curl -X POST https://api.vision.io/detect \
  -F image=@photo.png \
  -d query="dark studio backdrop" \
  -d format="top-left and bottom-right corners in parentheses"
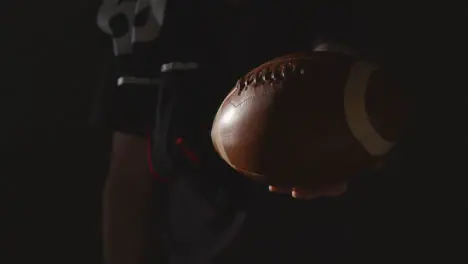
top-left (1, 1), bottom-right (467, 264)
top-left (2, 1), bottom-right (110, 263)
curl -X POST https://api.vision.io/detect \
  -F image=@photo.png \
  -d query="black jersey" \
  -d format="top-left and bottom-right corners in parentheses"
top-left (94, 0), bottom-right (166, 136)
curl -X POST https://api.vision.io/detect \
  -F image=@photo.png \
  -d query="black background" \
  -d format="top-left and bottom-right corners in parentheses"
top-left (2, 1), bottom-right (110, 263)
top-left (2, 1), bottom-right (467, 264)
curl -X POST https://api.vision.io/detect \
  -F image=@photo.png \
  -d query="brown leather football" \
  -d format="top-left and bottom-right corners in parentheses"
top-left (211, 50), bottom-right (408, 191)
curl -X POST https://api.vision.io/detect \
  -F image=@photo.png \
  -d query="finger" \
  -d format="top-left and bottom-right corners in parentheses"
top-left (291, 188), bottom-right (319, 200)
top-left (268, 185), bottom-right (291, 194)
top-left (322, 183), bottom-right (348, 197)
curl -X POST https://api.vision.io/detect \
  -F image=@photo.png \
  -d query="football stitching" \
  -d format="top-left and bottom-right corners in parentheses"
top-left (236, 58), bottom-right (308, 93)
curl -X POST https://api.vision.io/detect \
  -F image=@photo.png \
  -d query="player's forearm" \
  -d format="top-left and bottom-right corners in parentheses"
top-left (103, 132), bottom-right (153, 264)
top-left (103, 182), bottom-right (151, 264)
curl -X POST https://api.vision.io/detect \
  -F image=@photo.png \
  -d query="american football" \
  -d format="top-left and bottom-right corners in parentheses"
top-left (211, 50), bottom-right (408, 191)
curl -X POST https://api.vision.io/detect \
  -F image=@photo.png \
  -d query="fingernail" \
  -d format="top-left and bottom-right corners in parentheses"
top-left (291, 190), bottom-right (298, 198)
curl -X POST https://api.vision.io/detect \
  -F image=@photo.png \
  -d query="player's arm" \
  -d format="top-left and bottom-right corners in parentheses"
top-left (103, 132), bottom-right (152, 264)
top-left (96, 74), bottom-right (158, 264)
top-left (99, 77), bottom-right (159, 264)
top-left (94, 0), bottom-right (165, 263)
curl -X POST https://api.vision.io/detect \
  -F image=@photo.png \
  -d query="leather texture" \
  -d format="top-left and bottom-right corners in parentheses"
top-left (211, 51), bottom-right (408, 191)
